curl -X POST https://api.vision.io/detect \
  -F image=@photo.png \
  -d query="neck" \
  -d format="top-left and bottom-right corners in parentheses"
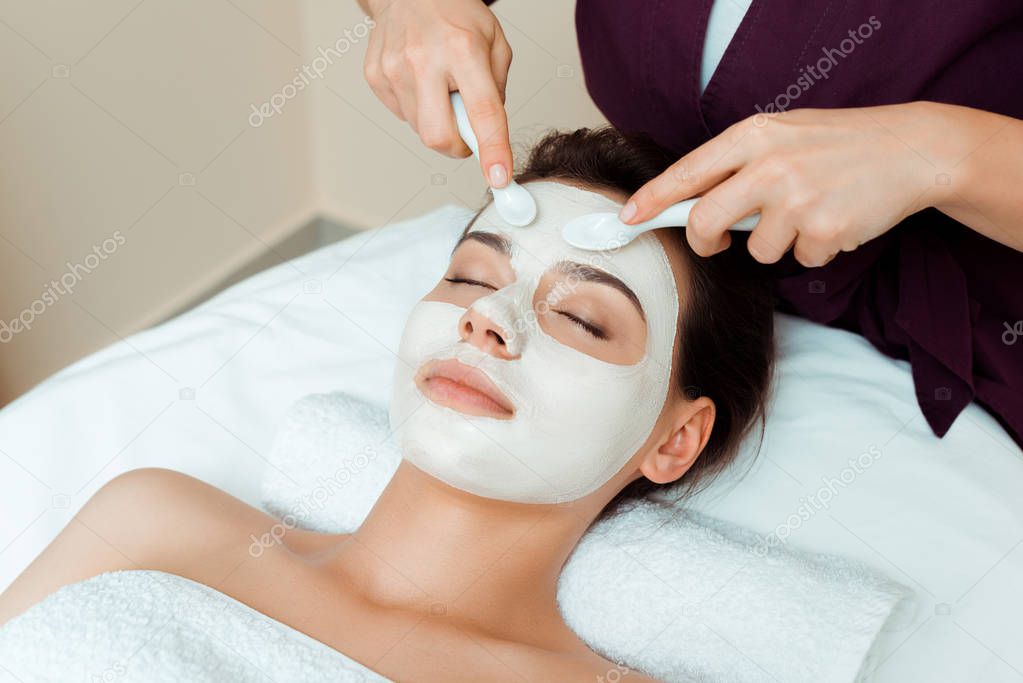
top-left (331, 461), bottom-right (599, 642)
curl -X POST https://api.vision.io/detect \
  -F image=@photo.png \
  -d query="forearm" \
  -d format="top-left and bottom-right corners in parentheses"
top-left (927, 102), bottom-right (1023, 252)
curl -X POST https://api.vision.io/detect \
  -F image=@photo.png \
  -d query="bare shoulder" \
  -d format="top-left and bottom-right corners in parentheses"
top-left (0, 468), bottom-right (336, 626)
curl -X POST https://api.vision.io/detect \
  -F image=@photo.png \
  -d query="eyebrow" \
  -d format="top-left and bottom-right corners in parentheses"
top-left (553, 261), bottom-right (645, 320)
top-left (451, 229), bottom-right (512, 256)
top-left (452, 228), bottom-right (645, 320)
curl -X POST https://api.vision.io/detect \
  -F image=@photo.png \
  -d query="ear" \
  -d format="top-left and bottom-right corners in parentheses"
top-left (639, 397), bottom-right (715, 485)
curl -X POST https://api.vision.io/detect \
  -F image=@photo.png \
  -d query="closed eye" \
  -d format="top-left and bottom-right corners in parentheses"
top-left (445, 276), bottom-right (497, 290)
top-left (556, 310), bottom-right (608, 340)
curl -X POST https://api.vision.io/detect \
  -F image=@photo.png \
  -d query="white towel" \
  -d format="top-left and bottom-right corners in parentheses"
top-left (263, 392), bottom-right (912, 683)
top-left (0, 569), bottom-right (387, 683)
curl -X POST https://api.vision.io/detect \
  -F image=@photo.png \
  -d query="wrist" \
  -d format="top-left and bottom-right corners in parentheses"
top-left (895, 101), bottom-right (961, 213)
top-left (920, 100), bottom-right (980, 213)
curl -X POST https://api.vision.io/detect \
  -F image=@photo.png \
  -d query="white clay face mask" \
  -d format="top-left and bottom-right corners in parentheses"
top-left (389, 181), bottom-right (680, 504)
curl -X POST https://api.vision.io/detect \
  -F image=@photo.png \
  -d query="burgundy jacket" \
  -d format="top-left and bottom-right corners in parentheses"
top-left (490, 0), bottom-right (1023, 449)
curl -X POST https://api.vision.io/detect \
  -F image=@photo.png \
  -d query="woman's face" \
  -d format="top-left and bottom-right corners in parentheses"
top-left (433, 223), bottom-right (649, 368)
top-left (389, 181), bottom-right (683, 504)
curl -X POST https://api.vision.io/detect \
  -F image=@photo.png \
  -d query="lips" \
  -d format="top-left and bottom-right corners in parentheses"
top-left (415, 358), bottom-right (515, 420)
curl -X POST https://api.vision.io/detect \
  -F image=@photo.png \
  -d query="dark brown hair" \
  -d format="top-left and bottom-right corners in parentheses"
top-left (477, 127), bottom-right (775, 508)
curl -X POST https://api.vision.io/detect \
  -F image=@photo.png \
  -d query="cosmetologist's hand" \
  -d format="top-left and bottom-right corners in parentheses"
top-left (620, 103), bottom-right (979, 267)
top-left (360, 0), bottom-right (514, 187)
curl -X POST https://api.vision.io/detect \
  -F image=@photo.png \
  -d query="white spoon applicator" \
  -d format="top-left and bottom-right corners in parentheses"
top-left (562, 198), bottom-right (760, 251)
top-left (450, 91), bottom-right (536, 227)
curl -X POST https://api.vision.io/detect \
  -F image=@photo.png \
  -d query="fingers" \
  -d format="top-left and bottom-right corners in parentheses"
top-left (685, 168), bottom-right (768, 257)
top-left (360, 1), bottom-right (513, 184)
top-left (415, 77), bottom-right (471, 157)
top-left (374, 31), bottom-right (424, 128)
top-left (692, 174), bottom-right (838, 267)
top-left (685, 199), bottom-right (742, 257)
top-left (490, 32), bottom-right (512, 104)
top-left (745, 212), bottom-right (798, 264)
top-left (455, 57), bottom-right (513, 188)
top-left (685, 165), bottom-right (805, 263)
top-left (390, 67), bottom-right (419, 130)
top-left (363, 40), bottom-right (403, 120)
top-left (368, 42), bottom-right (508, 171)
top-left (622, 117), bottom-right (760, 223)
top-left (792, 233), bottom-right (839, 267)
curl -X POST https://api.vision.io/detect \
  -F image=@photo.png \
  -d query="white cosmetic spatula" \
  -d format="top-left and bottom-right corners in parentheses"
top-left (450, 91), bottom-right (536, 227)
top-left (562, 198), bottom-right (760, 251)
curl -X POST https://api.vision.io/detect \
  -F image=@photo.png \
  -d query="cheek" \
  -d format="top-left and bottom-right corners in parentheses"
top-left (395, 301), bottom-right (464, 368)
top-left (511, 339), bottom-right (650, 428)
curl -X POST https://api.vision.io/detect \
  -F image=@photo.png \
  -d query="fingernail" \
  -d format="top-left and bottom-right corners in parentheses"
top-left (619, 201), bottom-right (637, 223)
top-left (488, 163), bottom-right (508, 188)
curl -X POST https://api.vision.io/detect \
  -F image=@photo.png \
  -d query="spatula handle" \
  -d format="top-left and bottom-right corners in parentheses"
top-left (450, 92), bottom-right (479, 157)
top-left (634, 199), bottom-right (760, 233)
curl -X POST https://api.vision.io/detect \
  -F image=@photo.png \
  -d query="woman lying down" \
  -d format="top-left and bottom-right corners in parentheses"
top-left (0, 129), bottom-right (774, 681)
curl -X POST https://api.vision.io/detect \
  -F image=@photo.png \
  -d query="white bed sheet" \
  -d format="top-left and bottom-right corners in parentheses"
top-left (1, 205), bottom-right (1021, 682)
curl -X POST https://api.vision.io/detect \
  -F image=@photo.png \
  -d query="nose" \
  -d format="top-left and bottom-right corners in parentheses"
top-left (459, 307), bottom-right (520, 360)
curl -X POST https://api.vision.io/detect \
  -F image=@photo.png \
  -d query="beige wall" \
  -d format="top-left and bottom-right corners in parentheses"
top-left (0, 0), bottom-right (605, 405)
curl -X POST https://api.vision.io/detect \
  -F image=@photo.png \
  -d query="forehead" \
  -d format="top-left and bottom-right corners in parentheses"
top-left (468, 181), bottom-right (667, 283)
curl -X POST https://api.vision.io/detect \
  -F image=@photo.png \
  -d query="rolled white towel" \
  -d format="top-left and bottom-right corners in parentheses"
top-left (0, 569), bottom-right (387, 683)
top-left (560, 501), bottom-right (912, 682)
top-left (262, 391), bottom-right (400, 532)
top-left (262, 392), bottom-right (913, 683)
